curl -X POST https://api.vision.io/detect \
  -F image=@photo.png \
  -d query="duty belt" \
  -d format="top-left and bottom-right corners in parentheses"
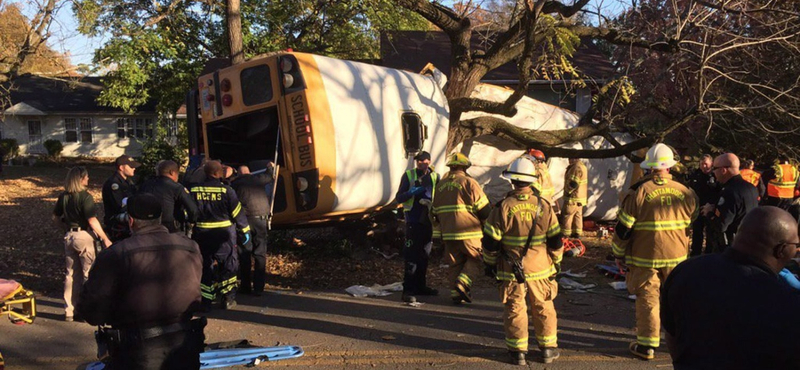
top-left (103, 317), bottom-right (207, 344)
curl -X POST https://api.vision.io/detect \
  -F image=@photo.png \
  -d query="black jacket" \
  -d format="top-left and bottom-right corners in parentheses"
top-left (231, 172), bottom-right (273, 217)
top-left (102, 172), bottom-right (136, 224)
top-left (707, 175), bottom-right (759, 251)
top-left (686, 168), bottom-right (719, 205)
top-left (139, 176), bottom-right (199, 232)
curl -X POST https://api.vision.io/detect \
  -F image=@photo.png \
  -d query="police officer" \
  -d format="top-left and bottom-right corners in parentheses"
top-left (561, 158), bottom-right (587, 239)
top-left (102, 155), bottom-right (140, 241)
top-left (78, 193), bottom-right (205, 370)
top-left (483, 157), bottom-right (563, 365)
top-left (395, 151), bottom-right (440, 303)
top-left (231, 164), bottom-right (273, 296)
top-left (686, 154), bottom-right (719, 255)
top-left (611, 143), bottom-right (697, 360)
top-left (702, 153), bottom-right (759, 253)
top-left (431, 152), bottom-right (490, 304)
top-left (139, 160), bottom-right (198, 233)
top-left (191, 160), bottom-right (250, 310)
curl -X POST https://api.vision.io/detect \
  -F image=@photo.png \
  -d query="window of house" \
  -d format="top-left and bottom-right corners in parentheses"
top-left (65, 118), bottom-right (92, 143)
top-left (116, 117), bottom-right (154, 139)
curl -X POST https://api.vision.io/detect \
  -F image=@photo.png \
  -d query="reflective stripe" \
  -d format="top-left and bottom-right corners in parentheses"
top-left (626, 254), bottom-right (687, 268)
top-left (566, 197), bottom-right (587, 203)
top-left (219, 276), bottom-right (238, 294)
top-left (196, 220), bottom-right (233, 228)
top-left (483, 223), bottom-right (503, 241)
top-left (240, 225), bottom-right (250, 233)
top-left (637, 336), bottom-right (661, 347)
top-left (551, 253), bottom-right (562, 264)
top-left (457, 273), bottom-right (472, 287)
top-left (473, 195), bottom-right (489, 211)
top-left (450, 289), bottom-right (460, 298)
top-left (433, 204), bottom-right (473, 213)
top-left (505, 337), bottom-right (528, 350)
top-left (402, 170), bottom-right (439, 212)
top-left (617, 210), bottom-right (636, 228)
top-left (191, 187), bottom-right (227, 193)
top-left (441, 231), bottom-right (483, 240)
top-left (611, 240), bottom-right (626, 257)
top-left (633, 219), bottom-right (692, 231)
top-left (432, 229), bottom-right (442, 238)
top-left (497, 265), bottom-right (556, 281)
top-left (502, 234), bottom-right (546, 246)
top-left (232, 203), bottom-right (242, 218)
top-left (546, 223), bottom-right (562, 237)
top-left (483, 254), bottom-right (497, 265)
top-left (561, 228), bottom-right (572, 235)
top-left (536, 334), bottom-right (557, 346)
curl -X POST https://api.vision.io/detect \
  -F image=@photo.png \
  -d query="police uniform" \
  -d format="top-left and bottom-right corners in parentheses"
top-left (102, 172), bottom-right (137, 240)
top-left (686, 168), bottom-right (719, 255)
top-left (395, 162), bottom-right (439, 297)
top-left (612, 173), bottom-right (697, 351)
top-left (706, 175), bottom-right (759, 253)
top-left (483, 187), bottom-right (562, 355)
top-left (561, 160), bottom-right (588, 237)
top-left (78, 194), bottom-right (205, 370)
top-left (763, 162), bottom-right (799, 210)
top-left (531, 162), bottom-right (555, 202)
top-left (139, 176), bottom-right (198, 233)
top-left (431, 168), bottom-right (490, 303)
top-left (191, 178), bottom-right (250, 308)
top-left (231, 171), bottom-right (273, 295)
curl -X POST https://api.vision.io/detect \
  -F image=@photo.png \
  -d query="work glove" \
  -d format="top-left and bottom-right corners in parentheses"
top-left (408, 186), bottom-right (425, 196)
top-left (484, 263), bottom-right (497, 279)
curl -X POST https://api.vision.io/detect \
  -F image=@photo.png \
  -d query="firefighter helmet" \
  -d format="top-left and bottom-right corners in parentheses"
top-left (446, 152), bottom-right (471, 168)
top-left (641, 143), bottom-right (678, 170)
top-left (527, 149), bottom-right (546, 162)
top-left (502, 157), bottom-right (538, 183)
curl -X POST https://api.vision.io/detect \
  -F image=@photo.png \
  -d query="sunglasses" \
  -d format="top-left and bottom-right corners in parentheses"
top-left (710, 165), bottom-right (732, 171)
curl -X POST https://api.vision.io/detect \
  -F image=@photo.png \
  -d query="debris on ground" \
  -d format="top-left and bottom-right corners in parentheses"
top-left (608, 281), bottom-right (627, 290)
top-left (345, 282), bottom-right (403, 297)
top-left (558, 277), bottom-right (597, 291)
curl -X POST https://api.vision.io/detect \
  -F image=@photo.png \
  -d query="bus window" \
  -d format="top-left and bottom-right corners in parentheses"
top-left (206, 106), bottom-right (281, 167)
top-left (401, 112), bottom-right (426, 157)
top-left (241, 65), bottom-right (274, 106)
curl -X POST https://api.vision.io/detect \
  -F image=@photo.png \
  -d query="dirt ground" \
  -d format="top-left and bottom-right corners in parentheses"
top-left (0, 162), bottom-right (616, 299)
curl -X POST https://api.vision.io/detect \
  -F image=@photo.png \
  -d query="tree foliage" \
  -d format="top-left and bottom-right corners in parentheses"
top-left (74, 0), bottom-right (429, 114)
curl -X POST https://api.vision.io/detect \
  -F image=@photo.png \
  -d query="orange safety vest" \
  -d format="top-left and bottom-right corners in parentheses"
top-left (740, 169), bottom-right (761, 187)
top-left (767, 163), bottom-right (798, 199)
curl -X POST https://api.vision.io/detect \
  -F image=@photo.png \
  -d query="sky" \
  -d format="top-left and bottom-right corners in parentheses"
top-left (24, 0), bottom-right (630, 68)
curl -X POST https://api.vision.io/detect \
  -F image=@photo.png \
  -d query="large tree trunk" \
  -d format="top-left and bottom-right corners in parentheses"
top-left (227, 0), bottom-right (244, 64)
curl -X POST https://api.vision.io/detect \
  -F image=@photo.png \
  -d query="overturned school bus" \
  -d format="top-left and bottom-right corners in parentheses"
top-left (187, 52), bottom-right (450, 226)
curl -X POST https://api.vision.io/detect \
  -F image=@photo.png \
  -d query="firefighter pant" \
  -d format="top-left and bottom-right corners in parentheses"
top-left (239, 216), bottom-right (268, 294)
top-left (561, 203), bottom-right (584, 237)
top-left (444, 239), bottom-right (482, 300)
top-left (500, 278), bottom-right (559, 352)
top-left (626, 265), bottom-right (674, 348)
top-left (63, 230), bottom-right (95, 317)
top-left (690, 215), bottom-right (709, 256)
top-left (403, 222), bottom-right (432, 294)
top-left (193, 227), bottom-right (239, 302)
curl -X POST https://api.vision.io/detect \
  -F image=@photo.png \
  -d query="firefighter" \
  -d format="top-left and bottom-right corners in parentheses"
top-left (561, 158), bottom-right (588, 238)
top-left (527, 149), bottom-right (555, 202)
top-left (739, 159), bottom-right (765, 199)
top-left (139, 160), bottom-right (198, 233)
top-left (102, 155), bottom-right (140, 241)
top-left (483, 157), bottom-right (563, 365)
top-left (394, 151), bottom-right (440, 303)
top-left (761, 156), bottom-right (799, 210)
top-left (190, 160), bottom-right (250, 310)
top-left (431, 152), bottom-right (490, 304)
top-left (611, 143), bottom-right (698, 360)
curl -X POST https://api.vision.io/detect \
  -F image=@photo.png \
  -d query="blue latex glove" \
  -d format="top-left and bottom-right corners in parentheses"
top-left (238, 232), bottom-right (251, 246)
top-left (408, 186), bottom-right (425, 196)
top-left (779, 268), bottom-right (800, 290)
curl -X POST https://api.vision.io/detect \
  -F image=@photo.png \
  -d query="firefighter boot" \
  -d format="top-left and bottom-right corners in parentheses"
top-left (508, 351), bottom-right (526, 366)
top-left (629, 342), bottom-right (655, 360)
top-left (222, 293), bottom-right (237, 310)
top-left (455, 284), bottom-right (472, 304)
top-left (541, 347), bottom-right (560, 364)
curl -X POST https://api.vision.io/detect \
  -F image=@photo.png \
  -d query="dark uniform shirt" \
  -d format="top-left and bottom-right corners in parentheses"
top-left (686, 168), bottom-right (719, 206)
top-left (662, 249), bottom-right (800, 370)
top-left (78, 224), bottom-right (203, 328)
top-left (102, 172), bottom-right (136, 224)
top-left (230, 172), bottom-right (273, 217)
top-left (708, 175), bottom-right (759, 250)
top-left (395, 168), bottom-right (438, 224)
top-left (139, 176), bottom-right (199, 232)
top-left (53, 190), bottom-right (97, 229)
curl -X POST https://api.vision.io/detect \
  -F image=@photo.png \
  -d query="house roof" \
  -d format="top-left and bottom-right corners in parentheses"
top-left (2, 74), bottom-right (157, 114)
top-left (380, 31), bottom-right (615, 82)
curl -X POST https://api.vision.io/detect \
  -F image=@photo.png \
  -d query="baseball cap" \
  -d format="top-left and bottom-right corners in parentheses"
top-left (413, 151), bottom-right (431, 161)
top-left (115, 155), bottom-right (141, 168)
top-left (127, 193), bottom-right (162, 220)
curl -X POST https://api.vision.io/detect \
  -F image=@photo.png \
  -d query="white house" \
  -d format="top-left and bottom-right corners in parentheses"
top-left (0, 74), bottom-right (158, 158)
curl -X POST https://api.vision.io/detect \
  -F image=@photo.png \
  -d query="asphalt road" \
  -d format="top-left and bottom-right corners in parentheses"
top-left (0, 280), bottom-right (675, 370)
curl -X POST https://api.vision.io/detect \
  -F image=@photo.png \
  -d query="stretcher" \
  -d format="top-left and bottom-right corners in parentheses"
top-left (85, 345), bottom-right (304, 369)
top-left (0, 279), bottom-right (36, 325)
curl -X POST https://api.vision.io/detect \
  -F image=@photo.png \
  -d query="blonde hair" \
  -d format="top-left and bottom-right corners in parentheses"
top-left (65, 167), bottom-right (88, 194)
